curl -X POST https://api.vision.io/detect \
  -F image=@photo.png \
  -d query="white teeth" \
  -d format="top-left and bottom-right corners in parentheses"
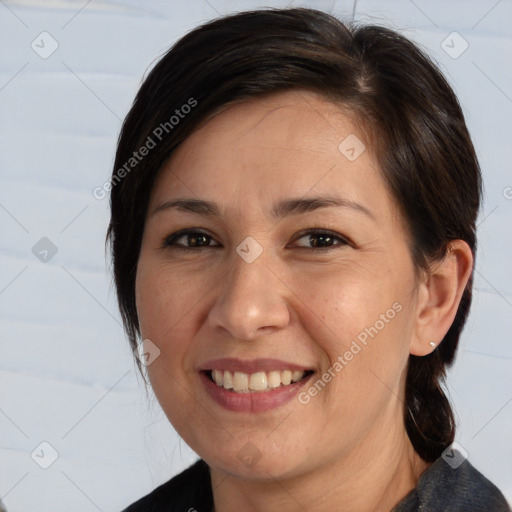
top-left (267, 370), bottom-right (281, 388)
top-left (281, 370), bottom-right (292, 386)
top-left (210, 369), bottom-right (308, 393)
top-left (249, 371), bottom-right (267, 391)
top-left (223, 370), bottom-right (233, 389)
top-left (213, 369), bottom-right (223, 386)
top-left (233, 371), bottom-right (249, 393)
top-left (292, 370), bottom-right (304, 383)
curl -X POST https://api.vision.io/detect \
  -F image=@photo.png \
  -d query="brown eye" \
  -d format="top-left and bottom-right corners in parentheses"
top-left (293, 229), bottom-right (350, 250)
top-left (184, 233), bottom-right (211, 247)
top-left (163, 230), bottom-right (220, 250)
top-left (308, 233), bottom-right (336, 247)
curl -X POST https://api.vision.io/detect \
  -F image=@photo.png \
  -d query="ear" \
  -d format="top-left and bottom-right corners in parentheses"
top-left (410, 240), bottom-right (474, 356)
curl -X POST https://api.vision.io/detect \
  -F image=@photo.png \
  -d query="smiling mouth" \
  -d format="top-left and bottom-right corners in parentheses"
top-left (205, 369), bottom-right (314, 393)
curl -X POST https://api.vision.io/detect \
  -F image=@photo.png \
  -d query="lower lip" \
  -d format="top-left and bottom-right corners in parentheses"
top-left (200, 371), bottom-right (313, 413)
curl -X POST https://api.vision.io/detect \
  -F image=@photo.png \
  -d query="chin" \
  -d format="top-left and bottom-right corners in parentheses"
top-left (197, 437), bottom-right (312, 482)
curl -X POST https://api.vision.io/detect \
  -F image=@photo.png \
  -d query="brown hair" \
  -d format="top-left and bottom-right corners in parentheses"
top-left (107, 7), bottom-right (481, 462)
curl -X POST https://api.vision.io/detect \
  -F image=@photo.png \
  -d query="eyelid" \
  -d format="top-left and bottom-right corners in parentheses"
top-left (289, 228), bottom-right (354, 249)
top-left (162, 228), bottom-right (221, 249)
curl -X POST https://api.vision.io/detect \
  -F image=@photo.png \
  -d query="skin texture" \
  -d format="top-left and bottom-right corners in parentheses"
top-left (135, 90), bottom-right (473, 512)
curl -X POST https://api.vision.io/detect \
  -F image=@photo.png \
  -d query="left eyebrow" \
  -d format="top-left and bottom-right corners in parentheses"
top-left (150, 195), bottom-right (374, 221)
top-left (271, 196), bottom-right (374, 221)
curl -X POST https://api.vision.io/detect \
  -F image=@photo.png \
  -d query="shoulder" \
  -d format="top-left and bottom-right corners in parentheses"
top-left (394, 455), bottom-right (511, 512)
top-left (122, 459), bottom-right (213, 512)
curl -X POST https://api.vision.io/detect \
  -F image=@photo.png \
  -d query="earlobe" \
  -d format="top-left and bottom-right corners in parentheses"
top-left (409, 240), bottom-right (473, 356)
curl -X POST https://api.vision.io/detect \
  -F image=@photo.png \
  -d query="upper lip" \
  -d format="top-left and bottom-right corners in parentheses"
top-left (198, 357), bottom-right (313, 373)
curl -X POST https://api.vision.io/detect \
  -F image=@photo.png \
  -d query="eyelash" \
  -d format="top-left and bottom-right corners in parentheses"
top-left (161, 228), bottom-right (353, 252)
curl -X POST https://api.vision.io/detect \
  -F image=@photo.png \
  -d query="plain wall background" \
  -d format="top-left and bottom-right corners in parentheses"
top-left (1, 0), bottom-right (511, 510)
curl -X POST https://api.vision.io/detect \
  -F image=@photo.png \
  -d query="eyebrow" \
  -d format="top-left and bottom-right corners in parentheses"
top-left (150, 196), bottom-right (374, 220)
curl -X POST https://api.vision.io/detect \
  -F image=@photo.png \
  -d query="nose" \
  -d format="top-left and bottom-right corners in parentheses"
top-left (207, 250), bottom-right (291, 341)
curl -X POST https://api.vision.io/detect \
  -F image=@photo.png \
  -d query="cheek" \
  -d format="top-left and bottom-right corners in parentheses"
top-left (295, 266), bottom-right (413, 395)
top-left (294, 265), bottom-right (398, 347)
top-left (135, 263), bottom-right (207, 429)
top-left (135, 260), bottom-right (202, 340)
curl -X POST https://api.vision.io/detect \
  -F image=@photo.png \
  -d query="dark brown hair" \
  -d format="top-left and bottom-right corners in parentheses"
top-left (107, 8), bottom-right (481, 463)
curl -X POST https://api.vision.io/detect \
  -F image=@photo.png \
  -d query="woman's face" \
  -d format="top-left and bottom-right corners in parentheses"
top-left (135, 90), bottom-right (421, 479)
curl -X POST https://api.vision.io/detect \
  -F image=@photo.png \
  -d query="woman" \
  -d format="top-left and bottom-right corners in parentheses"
top-left (107, 8), bottom-right (510, 512)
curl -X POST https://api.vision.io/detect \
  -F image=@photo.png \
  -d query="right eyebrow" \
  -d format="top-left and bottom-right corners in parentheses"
top-left (150, 198), bottom-right (219, 217)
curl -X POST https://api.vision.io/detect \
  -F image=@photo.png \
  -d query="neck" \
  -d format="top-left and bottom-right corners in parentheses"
top-left (210, 427), bottom-right (430, 512)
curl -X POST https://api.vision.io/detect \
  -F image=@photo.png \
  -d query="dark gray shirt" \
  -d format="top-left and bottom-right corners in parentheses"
top-left (124, 457), bottom-right (510, 511)
top-left (392, 455), bottom-right (510, 511)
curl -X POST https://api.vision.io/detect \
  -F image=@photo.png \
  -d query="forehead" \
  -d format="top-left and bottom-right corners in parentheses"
top-left (150, 90), bottom-right (395, 223)
top-left (177, 90), bottom-right (365, 166)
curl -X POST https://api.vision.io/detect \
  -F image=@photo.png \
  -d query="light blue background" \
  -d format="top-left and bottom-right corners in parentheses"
top-left (1, 0), bottom-right (511, 510)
